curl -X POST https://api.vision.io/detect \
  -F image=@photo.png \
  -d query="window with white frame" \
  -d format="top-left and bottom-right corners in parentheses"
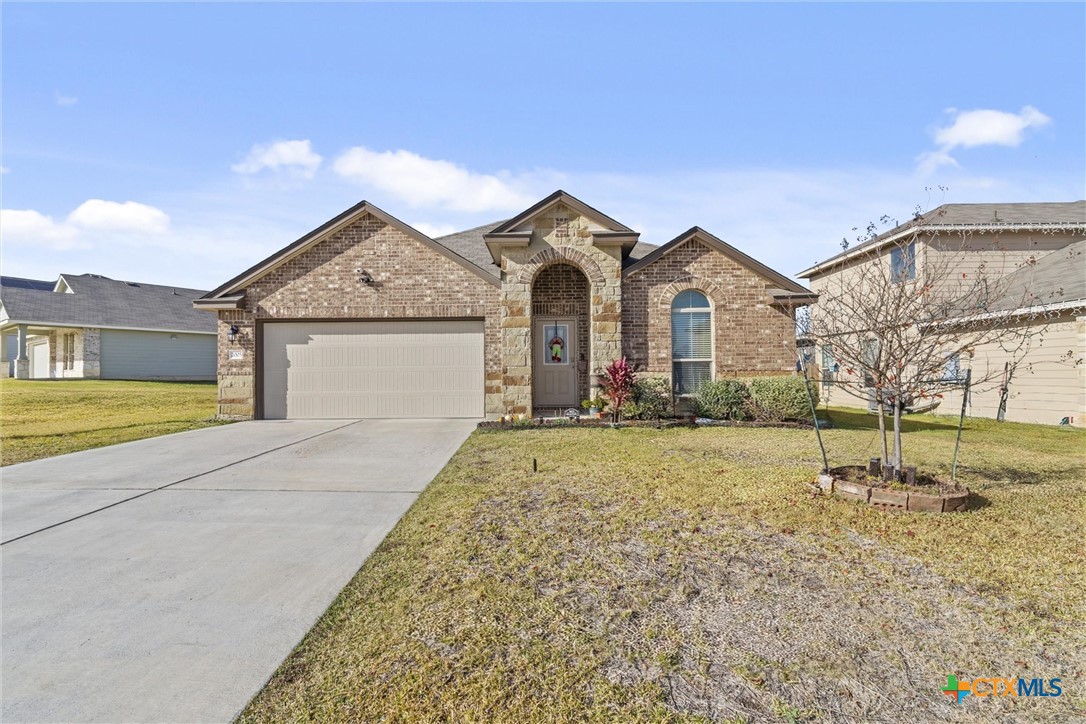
top-left (890, 241), bottom-right (916, 282)
top-left (671, 290), bottom-right (712, 394)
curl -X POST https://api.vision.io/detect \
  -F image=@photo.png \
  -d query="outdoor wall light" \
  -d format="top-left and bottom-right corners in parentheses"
top-left (356, 268), bottom-right (375, 286)
top-left (228, 325), bottom-right (239, 342)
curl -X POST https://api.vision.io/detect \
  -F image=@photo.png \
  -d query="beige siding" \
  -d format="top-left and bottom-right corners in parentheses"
top-left (942, 313), bottom-right (1085, 426)
top-left (924, 230), bottom-right (1081, 300)
top-left (817, 316), bottom-right (1086, 427)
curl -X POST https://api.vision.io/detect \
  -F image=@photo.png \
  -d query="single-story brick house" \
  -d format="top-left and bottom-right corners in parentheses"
top-left (1, 273), bottom-right (216, 380)
top-left (195, 191), bottom-right (815, 419)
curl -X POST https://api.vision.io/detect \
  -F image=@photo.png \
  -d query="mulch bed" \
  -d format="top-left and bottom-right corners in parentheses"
top-left (477, 417), bottom-right (815, 431)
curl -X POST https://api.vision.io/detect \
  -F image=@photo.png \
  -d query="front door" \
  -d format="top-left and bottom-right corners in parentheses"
top-left (533, 318), bottom-right (577, 407)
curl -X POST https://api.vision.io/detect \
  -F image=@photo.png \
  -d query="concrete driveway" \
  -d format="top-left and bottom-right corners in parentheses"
top-left (1, 418), bottom-right (476, 723)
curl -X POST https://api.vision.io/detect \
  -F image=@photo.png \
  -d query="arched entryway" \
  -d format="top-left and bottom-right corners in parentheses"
top-left (531, 263), bottom-right (590, 410)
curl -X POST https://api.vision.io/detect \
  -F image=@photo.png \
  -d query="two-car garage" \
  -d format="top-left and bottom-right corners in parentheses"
top-left (260, 320), bottom-right (485, 419)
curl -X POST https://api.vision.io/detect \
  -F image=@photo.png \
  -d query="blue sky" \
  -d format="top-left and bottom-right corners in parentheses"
top-left (3, 3), bottom-right (1083, 290)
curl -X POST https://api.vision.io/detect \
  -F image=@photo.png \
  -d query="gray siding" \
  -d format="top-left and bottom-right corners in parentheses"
top-left (99, 330), bottom-right (216, 381)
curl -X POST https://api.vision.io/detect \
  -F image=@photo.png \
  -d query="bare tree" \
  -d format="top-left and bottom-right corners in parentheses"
top-left (804, 216), bottom-right (1068, 478)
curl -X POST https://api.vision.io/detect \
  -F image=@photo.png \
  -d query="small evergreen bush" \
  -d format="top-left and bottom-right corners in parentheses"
top-left (748, 375), bottom-right (818, 421)
top-left (690, 379), bottom-right (751, 420)
top-left (622, 377), bottom-right (673, 420)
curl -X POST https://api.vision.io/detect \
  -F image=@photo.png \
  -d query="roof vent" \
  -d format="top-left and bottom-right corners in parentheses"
top-left (125, 282), bottom-right (140, 287)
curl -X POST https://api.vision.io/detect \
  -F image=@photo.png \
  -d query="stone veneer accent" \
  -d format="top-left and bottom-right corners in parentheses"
top-left (531, 263), bottom-right (591, 405)
top-left (215, 212), bottom-right (500, 419)
top-left (622, 239), bottom-right (796, 379)
top-left (496, 204), bottom-right (623, 415)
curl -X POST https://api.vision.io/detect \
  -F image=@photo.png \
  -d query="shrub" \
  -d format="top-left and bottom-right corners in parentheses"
top-left (690, 379), bottom-right (751, 420)
top-left (622, 377), bottom-right (673, 420)
top-left (601, 358), bottom-right (637, 422)
top-left (748, 375), bottom-right (818, 421)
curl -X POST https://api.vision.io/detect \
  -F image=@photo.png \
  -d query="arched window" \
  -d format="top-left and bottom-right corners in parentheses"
top-left (671, 290), bottom-right (712, 394)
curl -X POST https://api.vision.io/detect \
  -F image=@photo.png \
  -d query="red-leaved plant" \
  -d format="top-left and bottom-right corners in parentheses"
top-left (601, 357), bottom-right (636, 423)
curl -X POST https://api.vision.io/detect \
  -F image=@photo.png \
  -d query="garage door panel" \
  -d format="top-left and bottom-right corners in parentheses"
top-left (263, 321), bottom-right (484, 419)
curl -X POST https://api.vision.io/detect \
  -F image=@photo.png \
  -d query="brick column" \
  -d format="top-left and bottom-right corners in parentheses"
top-left (81, 328), bottom-right (101, 379)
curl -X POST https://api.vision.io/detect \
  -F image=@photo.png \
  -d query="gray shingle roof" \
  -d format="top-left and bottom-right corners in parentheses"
top-left (625, 241), bottom-right (659, 265)
top-left (990, 241), bottom-right (1086, 312)
top-left (432, 221), bottom-right (508, 277)
top-left (921, 201), bottom-right (1086, 225)
top-left (802, 200), bottom-right (1086, 277)
top-left (1, 274), bottom-right (215, 333)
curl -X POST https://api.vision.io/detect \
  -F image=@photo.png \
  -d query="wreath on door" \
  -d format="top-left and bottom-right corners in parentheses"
top-left (549, 334), bottom-right (565, 363)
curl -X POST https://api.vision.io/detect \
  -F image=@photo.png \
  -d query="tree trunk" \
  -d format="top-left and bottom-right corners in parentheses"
top-left (892, 394), bottom-right (904, 477)
top-left (876, 389), bottom-right (889, 473)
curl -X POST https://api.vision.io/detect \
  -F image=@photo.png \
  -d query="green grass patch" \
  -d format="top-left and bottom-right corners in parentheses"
top-left (1, 379), bottom-right (224, 465)
top-left (242, 411), bottom-right (1086, 722)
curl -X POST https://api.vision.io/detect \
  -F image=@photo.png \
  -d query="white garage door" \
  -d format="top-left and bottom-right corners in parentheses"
top-left (29, 340), bottom-right (49, 379)
top-left (262, 320), bottom-right (484, 419)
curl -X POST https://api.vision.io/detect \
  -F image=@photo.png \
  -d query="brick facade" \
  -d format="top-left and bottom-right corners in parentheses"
top-left (215, 212), bottom-right (500, 418)
top-left (622, 239), bottom-right (796, 378)
top-left (207, 198), bottom-right (803, 419)
top-left (47, 327), bottom-right (101, 379)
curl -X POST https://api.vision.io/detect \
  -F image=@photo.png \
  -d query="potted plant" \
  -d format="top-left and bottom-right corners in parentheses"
top-left (582, 396), bottom-right (607, 419)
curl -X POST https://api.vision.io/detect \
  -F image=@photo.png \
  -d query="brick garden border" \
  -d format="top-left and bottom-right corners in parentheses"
top-left (814, 473), bottom-right (970, 513)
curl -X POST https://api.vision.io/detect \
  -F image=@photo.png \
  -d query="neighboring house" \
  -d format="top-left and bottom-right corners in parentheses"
top-left (195, 190), bottom-right (815, 420)
top-left (798, 201), bottom-right (1086, 427)
top-left (1, 274), bottom-right (217, 381)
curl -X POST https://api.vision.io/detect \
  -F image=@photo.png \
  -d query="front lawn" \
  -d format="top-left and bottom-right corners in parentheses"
top-left (243, 411), bottom-right (1085, 722)
top-left (0, 379), bottom-right (223, 466)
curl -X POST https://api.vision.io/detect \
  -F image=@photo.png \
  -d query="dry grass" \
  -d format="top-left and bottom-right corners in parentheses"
top-left (0, 379), bottom-right (224, 465)
top-left (243, 410), bottom-right (1086, 722)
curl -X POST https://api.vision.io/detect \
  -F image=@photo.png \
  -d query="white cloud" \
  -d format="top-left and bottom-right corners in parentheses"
top-left (0, 209), bottom-right (82, 249)
top-left (54, 92), bottom-right (78, 107)
top-left (232, 139), bottom-right (322, 178)
top-left (411, 221), bottom-right (458, 238)
top-left (68, 199), bottom-right (170, 234)
top-left (4, 143), bottom-right (1080, 292)
top-left (918, 106), bottom-right (1051, 173)
top-left (1, 200), bottom-right (169, 251)
top-left (332, 147), bottom-right (538, 213)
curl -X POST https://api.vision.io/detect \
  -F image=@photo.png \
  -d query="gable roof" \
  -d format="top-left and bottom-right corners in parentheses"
top-left (488, 190), bottom-right (634, 235)
top-left (988, 240), bottom-right (1086, 312)
top-left (0, 274), bottom-right (215, 333)
top-left (200, 200), bottom-right (501, 300)
top-left (623, 227), bottom-right (813, 299)
top-left (799, 200), bottom-right (1086, 279)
